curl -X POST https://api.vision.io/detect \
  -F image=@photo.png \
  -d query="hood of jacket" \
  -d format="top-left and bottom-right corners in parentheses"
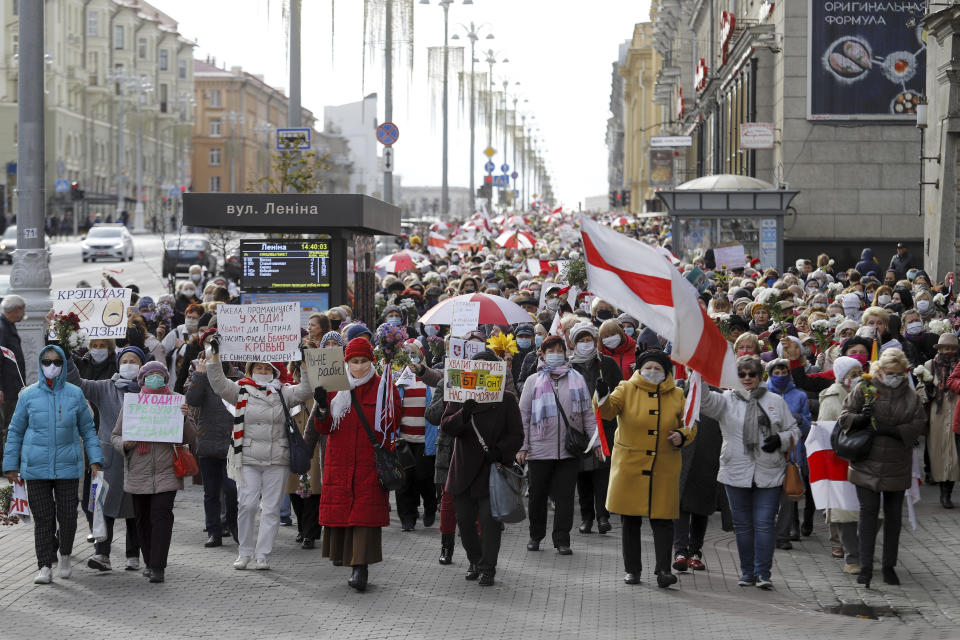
top-left (860, 248), bottom-right (874, 261)
top-left (605, 334), bottom-right (637, 356)
top-left (627, 370), bottom-right (676, 394)
top-left (37, 344), bottom-right (68, 391)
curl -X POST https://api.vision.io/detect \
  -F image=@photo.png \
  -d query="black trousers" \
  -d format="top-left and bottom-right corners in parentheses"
top-left (856, 486), bottom-right (905, 572)
top-left (396, 443), bottom-right (437, 522)
top-left (132, 491), bottom-right (177, 570)
top-left (26, 478), bottom-right (79, 569)
top-left (622, 514), bottom-right (673, 575)
top-left (453, 493), bottom-right (501, 575)
top-left (290, 493), bottom-right (322, 540)
top-left (673, 510), bottom-right (709, 556)
top-left (94, 516), bottom-right (141, 559)
top-left (577, 468), bottom-right (610, 522)
top-left (197, 456), bottom-right (237, 537)
top-left (527, 458), bottom-right (579, 547)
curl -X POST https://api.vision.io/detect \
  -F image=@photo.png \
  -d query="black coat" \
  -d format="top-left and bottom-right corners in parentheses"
top-left (678, 413), bottom-right (721, 515)
top-left (901, 333), bottom-right (937, 367)
top-left (572, 355), bottom-right (622, 471)
top-left (0, 315), bottom-right (24, 400)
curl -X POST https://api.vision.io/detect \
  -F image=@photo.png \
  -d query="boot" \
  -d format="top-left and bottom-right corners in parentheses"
top-left (348, 565), bottom-right (368, 592)
top-left (439, 533), bottom-right (454, 565)
top-left (941, 482), bottom-right (954, 509)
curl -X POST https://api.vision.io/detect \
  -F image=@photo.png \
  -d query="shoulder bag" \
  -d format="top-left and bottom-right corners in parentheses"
top-left (350, 391), bottom-right (405, 492)
top-left (782, 436), bottom-right (805, 501)
top-left (831, 420), bottom-right (874, 463)
top-left (471, 417), bottom-right (527, 523)
top-left (278, 391), bottom-right (311, 475)
top-left (172, 445), bottom-right (199, 478)
top-left (552, 383), bottom-right (588, 457)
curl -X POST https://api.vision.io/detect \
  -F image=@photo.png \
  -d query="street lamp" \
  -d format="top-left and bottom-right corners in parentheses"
top-left (253, 120), bottom-right (274, 183)
top-left (224, 111), bottom-right (244, 192)
top-left (106, 68), bottom-right (152, 230)
top-left (452, 22), bottom-right (494, 215)
top-left (482, 48), bottom-right (507, 212)
top-left (420, 0), bottom-right (473, 218)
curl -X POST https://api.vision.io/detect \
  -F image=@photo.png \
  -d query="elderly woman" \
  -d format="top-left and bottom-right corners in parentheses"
top-left (519, 336), bottom-right (600, 555)
top-left (838, 348), bottom-right (925, 588)
top-left (900, 308), bottom-right (937, 367)
top-left (597, 350), bottom-right (694, 588)
top-left (599, 319), bottom-right (637, 380)
top-left (734, 332), bottom-right (762, 358)
top-left (817, 320), bottom-right (859, 372)
top-left (303, 313), bottom-right (332, 349)
top-left (111, 361), bottom-right (196, 583)
top-left (700, 355), bottom-right (800, 590)
top-left (926, 334), bottom-right (960, 509)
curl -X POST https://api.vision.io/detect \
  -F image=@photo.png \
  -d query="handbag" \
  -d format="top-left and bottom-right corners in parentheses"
top-left (552, 384), bottom-right (588, 457)
top-left (351, 391), bottom-right (405, 492)
top-left (831, 419), bottom-right (875, 463)
top-left (172, 445), bottom-right (199, 478)
top-left (782, 437), bottom-right (805, 502)
top-left (278, 392), bottom-right (311, 475)
top-left (395, 439), bottom-right (418, 469)
top-left (471, 417), bottom-right (526, 523)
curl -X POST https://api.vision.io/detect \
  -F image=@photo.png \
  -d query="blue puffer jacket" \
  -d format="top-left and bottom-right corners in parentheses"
top-left (2, 345), bottom-right (101, 480)
top-left (767, 375), bottom-right (811, 471)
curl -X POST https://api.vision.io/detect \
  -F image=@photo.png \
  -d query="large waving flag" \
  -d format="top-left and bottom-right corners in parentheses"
top-left (580, 215), bottom-right (739, 389)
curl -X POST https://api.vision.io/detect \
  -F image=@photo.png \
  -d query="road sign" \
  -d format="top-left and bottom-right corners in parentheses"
top-left (510, 171), bottom-right (518, 180)
top-left (500, 164), bottom-right (510, 173)
top-left (383, 147), bottom-right (394, 172)
top-left (376, 122), bottom-right (399, 146)
top-left (483, 146), bottom-right (496, 158)
top-left (276, 128), bottom-right (312, 150)
top-left (513, 190), bottom-right (520, 196)
top-left (55, 179), bottom-right (70, 193)
top-left (484, 160), bottom-right (495, 173)
top-left (493, 175), bottom-right (510, 188)
top-left (650, 135), bottom-right (693, 147)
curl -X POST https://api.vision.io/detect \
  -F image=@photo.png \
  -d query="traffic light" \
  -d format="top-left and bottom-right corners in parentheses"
top-left (70, 181), bottom-right (84, 201)
top-left (609, 191), bottom-right (617, 208)
top-left (622, 190), bottom-right (630, 208)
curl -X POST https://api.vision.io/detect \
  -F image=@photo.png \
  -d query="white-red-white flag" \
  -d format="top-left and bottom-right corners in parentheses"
top-left (805, 421), bottom-right (859, 513)
top-left (682, 371), bottom-right (701, 429)
top-left (579, 215), bottom-right (739, 389)
top-left (427, 232), bottom-right (448, 256)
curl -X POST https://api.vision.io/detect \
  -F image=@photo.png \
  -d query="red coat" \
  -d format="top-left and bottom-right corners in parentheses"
top-left (946, 360), bottom-right (960, 435)
top-left (601, 334), bottom-right (638, 380)
top-left (315, 375), bottom-right (400, 528)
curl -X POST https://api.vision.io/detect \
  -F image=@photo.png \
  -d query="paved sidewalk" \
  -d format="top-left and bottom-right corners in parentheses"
top-left (0, 481), bottom-right (958, 640)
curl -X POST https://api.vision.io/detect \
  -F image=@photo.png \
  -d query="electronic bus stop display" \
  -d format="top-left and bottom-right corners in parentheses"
top-left (240, 239), bottom-right (332, 291)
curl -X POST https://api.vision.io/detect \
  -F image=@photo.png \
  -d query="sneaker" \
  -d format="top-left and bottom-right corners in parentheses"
top-left (34, 566), bottom-right (53, 584)
top-left (125, 557), bottom-right (140, 571)
top-left (279, 516), bottom-right (293, 526)
top-left (85, 534), bottom-right (95, 544)
top-left (672, 554), bottom-right (688, 572)
top-left (756, 578), bottom-right (773, 590)
top-left (233, 555), bottom-right (252, 570)
top-left (253, 557), bottom-right (270, 570)
top-left (738, 575), bottom-right (756, 587)
top-left (57, 552), bottom-right (72, 579)
top-left (776, 541), bottom-right (793, 550)
top-left (843, 563), bottom-right (861, 574)
top-left (87, 554), bottom-right (112, 571)
top-left (687, 554), bottom-right (706, 571)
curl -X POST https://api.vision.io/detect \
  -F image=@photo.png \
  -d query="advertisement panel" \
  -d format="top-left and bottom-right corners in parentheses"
top-left (649, 149), bottom-right (674, 189)
top-left (808, 0), bottom-right (927, 120)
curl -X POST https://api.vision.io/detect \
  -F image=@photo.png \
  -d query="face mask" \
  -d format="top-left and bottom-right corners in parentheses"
top-left (190, 273), bottom-right (202, 282)
top-left (880, 373), bottom-right (905, 388)
top-left (546, 299), bottom-right (559, 310)
top-left (348, 361), bottom-right (372, 379)
top-left (409, 356), bottom-right (421, 365)
top-left (185, 319), bottom-right (199, 332)
top-left (424, 325), bottom-right (439, 337)
top-left (878, 295), bottom-right (892, 306)
top-left (252, 372), bottom-right (274, 386)
top-left (906, 321), bottom-right (923, 335)
top-left (624, 327), bottom-right (635, 337)
top-left (544, 353), bottom-right (565, 368)
top-left (768, 374), bottom-right (790, 392)
top-left (535, 335), bottom-right (544, 348)
top-left (602, 335), bottom-right (621, 349)
top-left (576, 342), bottom-right (596, 356)
top-left (640, 370), bottom-right (665, 385)
top-left (343, 316), bottom-right (352, 324)
top-left (182, 288), bottom-right (196, 298)
top-left (387, 316), bottom-right (402, 326)
top-left (517, 338), bottom-right (532, 350)
top-left (736, 348), bottom-right (753, 357)
top-left (89, 348), bottom-right (109, 364)
top-left (849, 353), bottom-right (869, 367)
top-left (118, 363), bottom-right (140, 380)
top-left (766, 278), bottom-right (777, 287)
top-left (42, 364), bottom-right (62, 379)
top-left (917, 300), bottom-right (931, 312)
top-left (144, 374), bottom-right (166, 389)
top-left (596, 309), bottom-right (613, 321)
top-left (462, 288), bottom-right (476, 294)
top-left (842, 374), bottom-right (860, 390)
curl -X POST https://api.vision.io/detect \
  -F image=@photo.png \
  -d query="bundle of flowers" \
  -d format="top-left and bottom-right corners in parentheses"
top-left (51, 312), bottom-right (89, 351)
top-left (486, 332), bottom-right (519, 358)
top-left (374, 322), bottom-right (408, 363)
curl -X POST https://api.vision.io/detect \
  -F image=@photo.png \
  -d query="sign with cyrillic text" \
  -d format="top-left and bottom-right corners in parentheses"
top-left (303, 347), bottom-right (350, 392)
top-left (122, 392), bottom-right (185, 443)
top-left (444, 358), bottom-right (506, 404)
top-left (53, 288), bottom-right (131, 338)
top-left (218, 302), bottom-right (302, 363)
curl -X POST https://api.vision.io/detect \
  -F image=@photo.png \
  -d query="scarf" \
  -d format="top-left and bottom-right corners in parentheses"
top-left (227, 378), bottom-right (285, 486)
top-left (736, 387), bottom-right (770, 459)
top-left (530, 361), bottom-right (591, 438)
top-left (569, 345), bottom-right (598, 365)
top-left (329, 366), bottom-right (376, 430)
top-left (934, 351), bottom-right (959, 403)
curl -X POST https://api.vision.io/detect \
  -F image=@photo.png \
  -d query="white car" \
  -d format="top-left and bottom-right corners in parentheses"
top-left (81, 224), bottom-right (134, 262)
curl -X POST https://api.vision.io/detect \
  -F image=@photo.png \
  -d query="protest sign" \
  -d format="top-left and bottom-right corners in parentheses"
top-left (121, 392), bottom-right (185, 443)
top-left (448, 337), bottom-right (485, 360)
top-left (217, 302), bottom-right (302, 362)
top-left (53, 288), bottom-right (131, 338)
top-left (450, 301), bottom-right (480, 337)
top-left (302, 347), bottom-right (350, 391)
top-left (395, 366), bottom-right (417, 387)
top-left (443, 357), bottom-right (507, 403)
top-left (713, 244), bottom-right (746, 270)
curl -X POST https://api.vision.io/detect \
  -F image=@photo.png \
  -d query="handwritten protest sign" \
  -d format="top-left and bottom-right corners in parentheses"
top-left (121, 392), bottom-right (185, 443)
top-left (448, 337), bottom-right (485, 360)
top-left (450, 301), bottom-right (480, 337)
top-left (302, 347), bottom-right (350, 391)
top-left (52, 288), bottom-right (131, 338)
top-left (443, 357), bottom-right (507, 403)
top-left (217, 302), bottom-right (302, 362)
top-left (714, 244), bottom-right (746, 270)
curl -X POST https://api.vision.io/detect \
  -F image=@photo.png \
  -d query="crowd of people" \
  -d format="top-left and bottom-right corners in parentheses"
top-left (0, 211), bottom-right (955, 595)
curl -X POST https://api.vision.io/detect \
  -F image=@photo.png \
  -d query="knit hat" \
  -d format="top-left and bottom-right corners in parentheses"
top-left (137, 296), bottom-right (155, 310)
top-left (404, 338), bottom-right (424, 354)
top-left (540, 335), bottom-right (566, 353)
top-left (832, 356), bottom-right (862, 383)
top-left (765, 358), bottom-right (790, 373)
top-left (321, 330), bottom-right (345, 348)
top-left (636, 349), bottom-right (673, 376)
top-left (775, 335), bottom-right (803, 358)
top-left (116, 345), bottom-right (146, 367)
top-left (137, 360), bottom-right (169, 387)
top-left (345, 323), bottom-right (373, 342)
top-left (344, 337), bottom-right (375, 362)
top-left (617, 313), bottom-right (639, 327)
top-left (571, 321), bottom-right (598, 342)
top-left (514, 323), bottom-right (535, 336)
top-left (472, 348), bottom-right (501, 362)
top-left (244, 361), bottom-right (281, 378)
top-left (835, 319), bottom-right (859, 335)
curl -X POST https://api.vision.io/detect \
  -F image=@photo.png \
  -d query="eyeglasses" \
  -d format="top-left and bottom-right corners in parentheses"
top-left (41, 359), bottom-right (63, 367)
top-left (737, 371), bottom-right (758, 379)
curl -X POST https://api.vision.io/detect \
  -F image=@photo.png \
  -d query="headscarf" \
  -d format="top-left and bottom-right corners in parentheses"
top-left (568, 322), bottom-right (598, 364)
top-left (320, 330), bottom-right (346, 348)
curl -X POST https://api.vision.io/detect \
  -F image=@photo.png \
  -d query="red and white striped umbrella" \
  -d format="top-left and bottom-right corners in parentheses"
top-left (503, 215), bottom-right (530, 228)
top-left (610, 216), bottom-right (632, 227)
top-left (419, 293), bottom-right (532, 327)
top-left (491, 214), bottom-right (507, 226)
top-left (495, 229), bottom-right (536, 249)
top-left (375, 249), bottom-right (430, 273)
top-left (430, 221), bottom-right (453, 233)
top-left (542, 214), bottom-right (561, 224)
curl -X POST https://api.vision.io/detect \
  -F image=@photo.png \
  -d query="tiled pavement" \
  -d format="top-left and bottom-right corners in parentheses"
top-left (1, 481), bottom-right (959, 640)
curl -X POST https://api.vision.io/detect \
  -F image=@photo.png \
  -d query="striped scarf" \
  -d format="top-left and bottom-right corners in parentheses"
top-left (530, 363), bottom-right (591, 438)
top-left (227, 379), bottom-right (282, 486)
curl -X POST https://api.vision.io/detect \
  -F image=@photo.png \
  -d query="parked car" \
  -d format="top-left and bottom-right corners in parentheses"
top-left (0, 226), bottom-right (52, 264)
top-left (81, 224), bottom-right (134, 262)
top-left (162, 236), bottom-right (216, 278)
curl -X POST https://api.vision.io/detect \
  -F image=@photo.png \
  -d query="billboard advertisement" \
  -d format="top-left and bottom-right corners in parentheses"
top-left (808, 0), bottom-right (926, 120)
top-left (649, 149), bottom-right (674, 188)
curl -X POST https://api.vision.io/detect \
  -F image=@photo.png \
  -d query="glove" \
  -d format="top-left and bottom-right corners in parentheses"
top-left (761, 434), bottom-right (781, 453)
top-left (208, 335), bottom-right (220, 354)
top-left (861, 404), bottom-right (873, 419)
top-left (435, 483), bottom-right (443, 502)
top-left (313, 386), bottom-right (328, 409)
top-left (461, 399), bottom-right (478, 419)
top-left (595, 377), bottom-right (609, 398)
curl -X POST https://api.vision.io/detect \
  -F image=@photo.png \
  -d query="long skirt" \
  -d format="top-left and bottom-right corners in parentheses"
top-left (321, 526), bottom-right (382, 566)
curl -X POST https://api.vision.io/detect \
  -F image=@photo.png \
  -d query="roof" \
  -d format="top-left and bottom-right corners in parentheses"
top-left (676, 174), bottom-right (777, 191)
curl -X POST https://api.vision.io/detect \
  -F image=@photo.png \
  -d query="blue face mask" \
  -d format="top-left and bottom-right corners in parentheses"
top-left (544, 353), bottom-right (565, 368)
top-left (624, 327), bottom-right (635, 337)
top-left (766, 278), bottom-right (777, 287)
top-left (423, 325), bottom-right (439, 337)
top-left (768, 374), bottom-right (789, 393)
top-left (144, 374), bottom-right (166, 389)
top-left (387, 316), bottom-right (402, 326)
top-left (409, 356), bottom-right (421, 365)
top-left (535, 335), bottom-right (544, 348)
top-left (517, 338), bottom-right (532, 350)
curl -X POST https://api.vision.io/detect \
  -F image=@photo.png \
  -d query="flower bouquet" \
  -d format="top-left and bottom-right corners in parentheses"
top-left (928, 318), bottom-right (953, 335)
top-left (425, 334), bottom-right (445, 362)
top-left (713, 313), bottom-right (734, 340)
top-left (373, 322), bottom-right (408, 365)
top-left (295, 473), bottom-right (311, 498)
top-left (810, 318), bottom-right (834, 353)
top-left (934, 292), bottom-right (950, 315)
top-left (0, 484), bottom-right (16, 526)
top-left (50, 312), bottom-right (89, 352)
top-left (486, 332), bottom-right (519, 358)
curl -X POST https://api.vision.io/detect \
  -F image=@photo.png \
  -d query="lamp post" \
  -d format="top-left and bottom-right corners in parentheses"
top-left (132, 75), bottom-right (152, 232)
top-left (172, 91), bottom-right (195, 230)
top-left (452, 21), bottom-right (493, 215)
top-left (106, 67), bottom-right (131, 222)
top-left (254, 120), bottom-right (274, 182)
top-left (482, 49), bottom-right (507, 212)
top-left (225, 111), bottom-right (244, 192)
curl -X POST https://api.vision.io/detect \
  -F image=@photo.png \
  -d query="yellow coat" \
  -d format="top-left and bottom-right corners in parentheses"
top-left (599, 372), bottom-right (695, 519)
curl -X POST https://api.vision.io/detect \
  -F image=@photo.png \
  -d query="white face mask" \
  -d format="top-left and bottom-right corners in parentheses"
top-left (182, 288), bottom-right (196, 298)
top-left (190, 273), bottom-right (202, 282)
top-left (185, 319), bottom-right (199, 332)
top-left (640, 369), bottom-right (666, 385)
top-left (575, 342), bottom-right (596, 356)
top-left (878, 295), bottom-right (892, 306)
top-left (544, 353), bottom-right (565, 368)
top-left (252, 372), bottom-right (274, 386)
top-left (89, 348), bottom-right (109, 364)
top-left (602, 335), bottom-right (621, 349)
top-left (42, 364), bottom-right (62, 379)
top-left (906, 321), bottom-right (924, 335)
top-left (118, 363), bottom-right (140, 380)
top-left (841, 373), bottom-right (860, 390)
top-left (917, 300), bottom-right (932, 312)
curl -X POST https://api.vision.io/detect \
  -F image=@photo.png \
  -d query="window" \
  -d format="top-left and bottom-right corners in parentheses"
top-left (159, 84), bottom-right (168, 113)
top-left (209, 176), bottom-right (221, 192)
top-left (209, 90), bottom-right (221, 107)
top-left (87, 51), bottom-right (98, 85)
top-left (87, 10), bottom-right (98, 35)
top-left (209, 148), bottom-right (221, 166)
top-left (137, 37), bottom-right (146, 59)
top-left (114, 24), bottom-right (124, 49)
top-left (178, 58), bottom-right (186, 79)
top-left (159, 49), bottom-right (168, 71)
top-left (12, 0), bottom-right (17, 15)
top-left (209, 119), bottom-right (221, 137)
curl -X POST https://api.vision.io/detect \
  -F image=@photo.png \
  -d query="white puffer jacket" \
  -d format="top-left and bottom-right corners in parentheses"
top-left (206, 359), bottom-right (312, 467)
